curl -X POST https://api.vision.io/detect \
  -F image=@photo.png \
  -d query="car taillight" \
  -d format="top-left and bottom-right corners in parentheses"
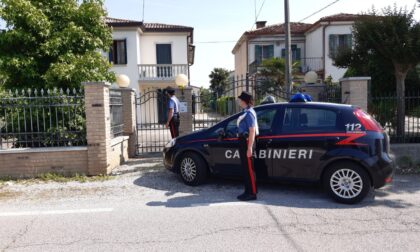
top-left (354, 108), bottom-right (383, 132)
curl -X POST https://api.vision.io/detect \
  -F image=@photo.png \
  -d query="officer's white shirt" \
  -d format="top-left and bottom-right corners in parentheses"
top-left (237, 107), bottom-right (259, 136)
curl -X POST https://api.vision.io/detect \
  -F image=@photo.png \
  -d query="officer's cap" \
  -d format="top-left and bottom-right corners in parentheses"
top-left (238, 91), bottom-right (253, 103)
top-left (261, 95), bottom-right (276, 105)
top-left (166, 86), bottom-right (175, 95)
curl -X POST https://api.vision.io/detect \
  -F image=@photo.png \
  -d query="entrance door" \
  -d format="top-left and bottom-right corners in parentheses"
top-left (156, 44), bottom-right (172, 78)
top-left (157, 89), bottom-right (169, 124)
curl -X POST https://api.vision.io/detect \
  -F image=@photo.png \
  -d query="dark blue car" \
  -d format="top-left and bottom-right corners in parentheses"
top-left (163, 102), bottom-right (395, 204)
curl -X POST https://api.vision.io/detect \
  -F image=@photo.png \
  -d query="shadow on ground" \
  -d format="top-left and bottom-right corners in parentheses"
top-left (133, 169), bottom-right (419, 209)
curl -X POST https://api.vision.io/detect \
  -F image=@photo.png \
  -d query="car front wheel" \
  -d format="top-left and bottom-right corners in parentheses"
top-left (179, 152), bottom-right (208, 186)
top-left (323, 162), bottom-right (371, 204)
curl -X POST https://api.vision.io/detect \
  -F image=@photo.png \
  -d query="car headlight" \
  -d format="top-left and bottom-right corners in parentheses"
top-left (165, 138), bottom-right (176, 148)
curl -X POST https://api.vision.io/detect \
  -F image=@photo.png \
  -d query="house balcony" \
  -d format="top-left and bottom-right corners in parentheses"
top-left (248, 57), bottom-right (324, 75)
top-left (138, 64), bottom-right (189, 82)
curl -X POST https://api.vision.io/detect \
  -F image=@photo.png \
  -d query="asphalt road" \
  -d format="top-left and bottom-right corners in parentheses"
top-left (1, 166), bottom-right (420, 252)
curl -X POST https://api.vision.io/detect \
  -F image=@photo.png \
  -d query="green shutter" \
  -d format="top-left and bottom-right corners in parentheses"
top-left (295, 48), bottom-right (301, 61)
top-left (267, 45), bottom-right (274, 58)
top-left (346, 34), bottom-right (352, 48)
top-left (255, 45), bottom-right (262, 63)
top-left (329, 35), bottom-right (337, 57)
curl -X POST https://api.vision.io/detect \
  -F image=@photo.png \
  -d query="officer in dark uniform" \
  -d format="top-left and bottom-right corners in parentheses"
top-left (165, 87), bottom-right (180, 138)
top-left (236, 91), bottom-right (259, 201)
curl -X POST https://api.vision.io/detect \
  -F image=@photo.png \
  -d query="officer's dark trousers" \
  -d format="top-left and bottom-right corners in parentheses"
top-left (239, 135), bottom-right (257, 195)
top-left (169, 114), bottom-right (180, 138)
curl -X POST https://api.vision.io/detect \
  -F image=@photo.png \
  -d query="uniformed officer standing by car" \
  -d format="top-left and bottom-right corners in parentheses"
top-left (165, 87), bottom-right (180, 139)
top-left (236, 91), bottom-right (259, 201)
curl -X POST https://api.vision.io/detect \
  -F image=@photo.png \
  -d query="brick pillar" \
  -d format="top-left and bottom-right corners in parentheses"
top-left (120, 88), bottom-right (137, 157)
top-left (177, 87), bottom-right (193, 136)
top-left (83, 82), bottom-right (111, 175)
top-left (340, 77), bottom-right (370, 111)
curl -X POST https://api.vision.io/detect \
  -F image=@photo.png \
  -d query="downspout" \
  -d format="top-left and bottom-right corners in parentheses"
top-left (187, 34), bottom-right (191, 86)
top-left (322, 21), bottom-right (330, 80)
top-left (245, 38), bottom-right (249, 76)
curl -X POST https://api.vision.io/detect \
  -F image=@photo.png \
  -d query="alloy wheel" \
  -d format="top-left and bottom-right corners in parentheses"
top-left (330, 168), bottom-right (363, 199)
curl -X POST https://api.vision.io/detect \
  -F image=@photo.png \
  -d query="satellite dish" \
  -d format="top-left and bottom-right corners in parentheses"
top-left (304, 71), bottom-right (318, 84)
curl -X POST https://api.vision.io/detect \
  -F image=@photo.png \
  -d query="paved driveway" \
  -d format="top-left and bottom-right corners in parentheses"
top-left (0, 167), bottom-right (419, 251)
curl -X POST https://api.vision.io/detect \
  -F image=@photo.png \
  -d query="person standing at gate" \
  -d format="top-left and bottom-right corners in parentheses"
top-left (236, 91), bottom-right (259, 201)
top-left (165, 87), bottom-right (180, 138)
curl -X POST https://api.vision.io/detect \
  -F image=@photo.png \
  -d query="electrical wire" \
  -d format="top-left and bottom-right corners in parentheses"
top-left (298, 0), bottom-right (341, 22)
top-left (250, 0), bottom-right (267, 30)
top-left (194, 40), bottom-right (237, 44)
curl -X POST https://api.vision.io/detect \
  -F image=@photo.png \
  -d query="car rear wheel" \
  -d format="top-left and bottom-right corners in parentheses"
top-left (323, 162), bottom-right (371, 204)
top-left (179, 152), bottom-right (208, 186)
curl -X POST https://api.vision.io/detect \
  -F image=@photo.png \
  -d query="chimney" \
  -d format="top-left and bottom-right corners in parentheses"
top-left (256, 21), bottom-right (267, 29)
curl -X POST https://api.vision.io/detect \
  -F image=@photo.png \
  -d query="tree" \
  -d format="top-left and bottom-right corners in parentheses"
top-left (0, 0), bottom-right (115, 90)
top-left (333, 6), bottom-right (420, 137)
top-left (209, 68), bottom-right (230, 97)
top-left (257, 57), bottom-right (299, 98)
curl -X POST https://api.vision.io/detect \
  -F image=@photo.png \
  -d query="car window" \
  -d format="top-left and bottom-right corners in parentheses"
top-left (225, 117), bottom-right (239, 137)
top-left (225, 108), bottom-right (278, 137)
top-left (282, 107), bottom-right (338, 133)
top-left (256, 108), bottom-right (278, 136)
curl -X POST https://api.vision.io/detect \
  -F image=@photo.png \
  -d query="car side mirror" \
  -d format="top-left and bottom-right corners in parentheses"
top-left (216, 128), bottom-right (225, 141)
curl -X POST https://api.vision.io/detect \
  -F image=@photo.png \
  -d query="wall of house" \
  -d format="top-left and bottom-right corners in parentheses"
top-left (108, 28), bottom-right (142, 91)
top-left (324, 23), bottom-right (353, 81)
top-left (234, 42), bottom-right (248, 79)
top-left (305, 27), bottom-right (323, 59)
top-left (248, 36), bottom-right (306, 64)
top-left (140, 33), bottom-right (189, 65)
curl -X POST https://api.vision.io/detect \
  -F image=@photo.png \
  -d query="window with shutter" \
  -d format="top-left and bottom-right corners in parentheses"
top-left (109, 39), bottom-right (127, 65)
top-left (329, 34), bottom-right (352, 59)
top-left (255, 45), bottom-right (274, 64)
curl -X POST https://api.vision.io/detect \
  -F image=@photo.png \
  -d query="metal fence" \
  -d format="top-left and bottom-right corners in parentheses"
top-left (109, 89), bottom-right (124, 138)
top-left (319, 84), bottom-right (342, 103)
top-left (369, 91), bottom-right (420, 143)
top-left (192, 77), bottom-right (290, 131)
top-left (0, 88), bottom-right (86, 149)
top-left (135, 89), bottom-right (171, 154)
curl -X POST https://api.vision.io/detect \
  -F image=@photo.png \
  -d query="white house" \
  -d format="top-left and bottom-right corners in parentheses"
top-left (105, 17), bottom-right (195, 93)
top-left (232, 13), bottom-right (358, 82)
top-left (105, 17), bottom-right (195, 124)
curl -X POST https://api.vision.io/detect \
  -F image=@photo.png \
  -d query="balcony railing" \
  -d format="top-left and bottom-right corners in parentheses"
top-left (138, 64), bottom-right (189, 81)
top-left (300, 57), bottom-right (324, 72)
top-left (248, 57), bottom-right (324, 75)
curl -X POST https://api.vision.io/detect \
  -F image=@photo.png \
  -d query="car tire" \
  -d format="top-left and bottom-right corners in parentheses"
top-left (323, 161), bottom-right (371, 204)
top-left (178, 152), bottom-right (208, 186)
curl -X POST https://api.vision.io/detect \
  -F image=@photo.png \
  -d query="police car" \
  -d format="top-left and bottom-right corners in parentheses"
top-left (163, 97), bottom-right (395, 204)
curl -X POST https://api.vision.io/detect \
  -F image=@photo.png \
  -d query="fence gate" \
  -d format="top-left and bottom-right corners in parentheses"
top-left (135, 89), bottom-right (172, 155)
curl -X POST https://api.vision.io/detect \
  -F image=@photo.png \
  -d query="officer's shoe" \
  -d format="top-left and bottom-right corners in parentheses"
top-left (237, 193), bottom-right (257, 201)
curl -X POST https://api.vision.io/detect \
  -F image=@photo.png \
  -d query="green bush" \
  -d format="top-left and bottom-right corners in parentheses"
top-left (216, 96), bottom-right (235, 116)
top-left (0, 89), bottom-right (86, 148)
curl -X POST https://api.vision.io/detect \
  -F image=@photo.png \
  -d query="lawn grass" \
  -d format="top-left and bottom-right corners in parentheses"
top-left (0, 172), bottom-right (114, 185)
